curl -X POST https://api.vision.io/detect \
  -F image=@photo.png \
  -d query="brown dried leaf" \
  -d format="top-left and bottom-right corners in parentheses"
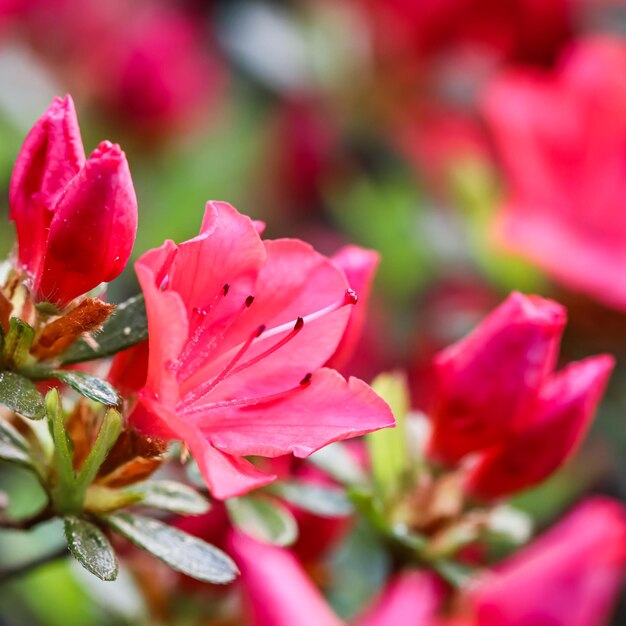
top-left (31, 299), bottom-right (115, 360)
top-left (97, 457), bottom-right (164, 488)
top-left (96, 429), bottom-right (167, 488)
top-left (66, 401), bottom-right (100, 470)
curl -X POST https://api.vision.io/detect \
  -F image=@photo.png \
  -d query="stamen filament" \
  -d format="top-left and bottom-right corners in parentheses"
top-left (182, 324), bottom-right (266, 405)
top-left (229, 317), bottom-right (304, 377)
top-left (181, 372), bottom-right (313, 417)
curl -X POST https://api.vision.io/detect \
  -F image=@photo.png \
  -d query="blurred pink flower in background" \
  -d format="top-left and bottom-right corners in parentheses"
top-left (468, 497), bottom-right (626, 626)
top-left (89, 4), bottom-right (223, 136)
top-left (6, 0), bottom-right (224, 138)
top-left (361, 0), bottom-right (574, 69)
top-left (229, 496), bottom-right (626, 626)
top-left (484, 37), bottom-right (626, 310)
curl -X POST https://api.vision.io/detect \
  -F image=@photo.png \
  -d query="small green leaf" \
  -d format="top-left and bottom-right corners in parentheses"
top-left (75, 409), bottom-right (122, 495)
top-left (128, 480), bottom-right (211, 515)
top-left (367, 372), bottom-right (411, 500)
top-left (52, 371), bottom-right (120, 407)
top-left (3, 318), bottom-right (35, 369)
top-left (226, 496), bottom-right (298, 547)
top-left (0, 417), bottom-right (32, 467)
top-left (84, 485), bottom-right (143, 514)
top-left (60, 295), bottom-right (148, 365)
top-left (103, 512), bottom-right (238, 584)
top-left (0, 371), bottom-right (46, 419)
top-left (47, 389), bottom-right (78, 513)
top-left (64, 516), bottom-right (118, 581)
top-left (270, 482), bottom-right (353, 518)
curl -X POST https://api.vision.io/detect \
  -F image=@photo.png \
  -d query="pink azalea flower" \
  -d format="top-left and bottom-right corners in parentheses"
top-left (130, 201), bottom-right (394, 499)
top-left (428, 291), bottom-right (613, 499)
top-left (229, 530), bottom-right (345, 626)
top-left (469, 497), bottom-right (626, 626)
top-left (9, 95), bottom-right (137, 307)
top-left (229, 530), bottom-right (442, 626)
top-left (354, 571), bottom-right (444, 626)
top-left (91, 5), bottom-right (223, 135)
top-left (484, 37), bottom-right (626, 310)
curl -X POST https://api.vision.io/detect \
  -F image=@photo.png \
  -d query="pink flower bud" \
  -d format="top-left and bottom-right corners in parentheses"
top-left (10, 96), bottom-right (138, 307)
top-left (9, 95), bottom-right (85, 275)
top-left (428, 291), bottom-right (614, 500)
top-left (429, 292), bottom-right (566, 464)
top-left (465, 354), bottom-right (614, 500)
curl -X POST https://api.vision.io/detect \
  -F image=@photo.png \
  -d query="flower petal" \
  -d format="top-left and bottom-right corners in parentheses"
top-left (228, 530), bottom-right (345, 626)
top-left (465, 354), bottom-right (614, 500)
top-left (428, 292), bottom-right (566, 464)
top-left (194, 368), bottom-right (394, 459)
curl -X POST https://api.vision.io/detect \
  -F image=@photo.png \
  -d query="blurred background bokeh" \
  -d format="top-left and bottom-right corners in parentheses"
top-left (2, 0), bottom-right (626, 624)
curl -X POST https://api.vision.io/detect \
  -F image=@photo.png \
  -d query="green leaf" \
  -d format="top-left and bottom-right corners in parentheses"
top-left (270, 482), bottom-right (353, 518)
top-left (52, 371), bottom-right (120, 407)
top-left (47, 390), bottom-right (78, 513)
top-left (226, 496), bottom-right (298, 547)
top-left (3, 318), bottom-right (35, 369)
top-left (127, 480), bottom-right (211, 515)
top-left (0, 418), bottom-right (32, 467)
top-left (84, 485), bottom-right (143, 514)
top-left (59, 295), bottom-right (148, 365)
top-left (367, 372), bottom-right (411, 501)
top-left (103, 512), bottom-right (238, 584)
top-left (75, 409), bottom-right (122, 495)
top-left (64, 516), bottom-right (118, 581)
top-left (0, 371), bottom-right (46, 419)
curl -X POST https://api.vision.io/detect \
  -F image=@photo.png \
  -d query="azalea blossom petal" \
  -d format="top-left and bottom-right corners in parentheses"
top-left (10, 94), bottom-right (86, 274)
top-left (354, 571), bottom-right (443, 626)
top-left (429, 292), bottom-right (566, 464)
top-left (471, 497), bottom-right (626, 626)
top-left (227, 530), bottom-right (345, 626)
top-left (465, 354), bottom-right (614, 500)
top-left (135, 242), bottom-right (188, 411)
top-left (182, 238), bottom-right (351, 399)
top-left (194, 368), bottom-right (394, 459)
top-left (327, 245), bottom-right (380, 372)
top-left (170, 200), bottom-right (266, 318)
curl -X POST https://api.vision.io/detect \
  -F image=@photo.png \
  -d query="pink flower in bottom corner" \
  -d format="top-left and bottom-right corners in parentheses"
top-left (130, 201), bottom-right (394, 499)
top-left (228, 530), bottom-right (443, 626)
top-left (467, 497), bottom-right (626, 626)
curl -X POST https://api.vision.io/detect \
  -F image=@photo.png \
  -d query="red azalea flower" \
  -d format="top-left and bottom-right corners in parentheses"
top-left (428, 291), bottom-right (613, 499)
top-left (9, 95), bottom-right (137, 307)
top-left (484, 37), bottom-right (626, 310)
top-left (130, 201), bottom-right (394, 499)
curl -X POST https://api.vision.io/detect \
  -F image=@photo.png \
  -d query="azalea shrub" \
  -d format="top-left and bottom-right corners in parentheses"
top-left (2, 2), bottom-right (626, 626)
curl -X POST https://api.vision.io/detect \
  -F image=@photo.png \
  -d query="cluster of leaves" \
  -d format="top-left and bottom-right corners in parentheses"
top-left (0, 294), bottom-right (242, 584)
